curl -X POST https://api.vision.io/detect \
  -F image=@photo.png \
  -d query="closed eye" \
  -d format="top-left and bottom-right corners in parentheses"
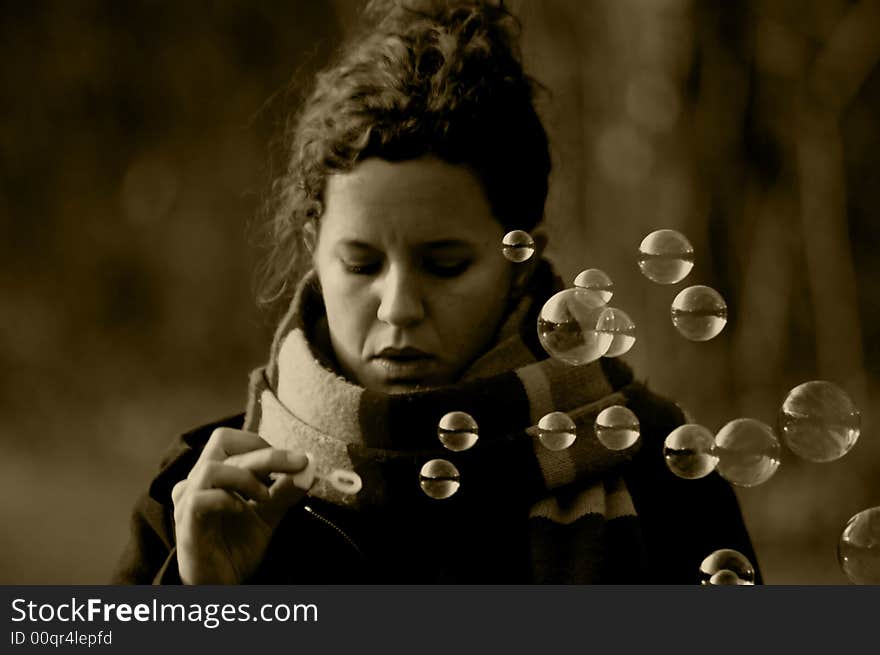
top-left (342, 259), bottom-right (382, 275)
top-left (423, 258), bottom-right (471, 278)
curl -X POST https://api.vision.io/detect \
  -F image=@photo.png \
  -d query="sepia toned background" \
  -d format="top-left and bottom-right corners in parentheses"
top-left (1, 0), bottom-right (877, 584)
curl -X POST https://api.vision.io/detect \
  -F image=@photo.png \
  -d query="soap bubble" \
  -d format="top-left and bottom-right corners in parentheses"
top-left (595, 405), bottom-right (640, 451)
top-left (699, 549), bottom-right (756, 585)
top-left (671, 285), bottom-right (728, 341)
top-left (637, 229), bottom-right (694, 284)
top-left (597, 307), bottom-right (636, 357)
top-left (529, 411), bottom-right (577, 451)
top-left (779, 381), bottom-right (860, 463)
top-left (663, 424), bottom-right (718, 480)
top-left (708, 570), bottom-right (749, 585)
top-left (419, 459), bottom-right (461, 500)
top-left (838, 506), bottom-right (880, 584)
top-left (437, 411), bottom-right (479, 452)
top-left (573, 268), bottom-right (614, 303)
top-left (537, 289), bottom-right (613, 365)
top-left (502, 230), bottom-right (535, 263)
top-left (714, 418), bottom-right (781, 487)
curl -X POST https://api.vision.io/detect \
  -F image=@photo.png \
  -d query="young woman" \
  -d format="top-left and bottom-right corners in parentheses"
top-left (113, 0), bottom-right (759, 585)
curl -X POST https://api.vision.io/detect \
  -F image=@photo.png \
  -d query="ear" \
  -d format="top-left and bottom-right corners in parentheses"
top-left (511, 228), bottom-right (548, 292)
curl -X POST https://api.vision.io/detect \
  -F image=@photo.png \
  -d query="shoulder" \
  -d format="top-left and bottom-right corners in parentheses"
top-left (616, 383), bottom-right (762, 583)
top-left (624, 381), bottom-right (687, 456)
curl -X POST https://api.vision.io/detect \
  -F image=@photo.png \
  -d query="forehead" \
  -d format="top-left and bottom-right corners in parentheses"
top-left (320, 157), bottom-right (501, 243)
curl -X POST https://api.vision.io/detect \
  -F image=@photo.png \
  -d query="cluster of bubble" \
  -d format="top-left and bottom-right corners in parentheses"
top-left (502, 227), bottom-right (728, 368)
top-left (419, 411), bottom-right (479, 500)
top-left (662, 381), bottom-right (861, 487)
top-left (421, 405), bottom-right (646, 500)
top-left (638, 229), bottom-right (728, 342)
top-left (532, 271), bottom-right (638, 366)
top-left (499, 228), bottom-right (873, 585)
top-left (699, 548), bottom-right (756, 585)
top-left (522, 405), bottom-right (642, 453)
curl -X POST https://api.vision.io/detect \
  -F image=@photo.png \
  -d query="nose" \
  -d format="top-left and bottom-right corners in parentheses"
top-left (375, 265), bottom-right (425, 327)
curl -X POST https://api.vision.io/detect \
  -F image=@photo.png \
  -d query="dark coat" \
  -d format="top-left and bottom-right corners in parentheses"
top-left (111, 385), bottom-right (763, 585)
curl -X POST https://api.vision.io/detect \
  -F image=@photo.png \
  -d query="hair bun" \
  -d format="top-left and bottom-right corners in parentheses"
top-left (361, 0), bottom-right (519, 53)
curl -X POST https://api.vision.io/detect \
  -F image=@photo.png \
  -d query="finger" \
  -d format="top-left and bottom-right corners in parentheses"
top-left (185, 489), bottom-right (247, 521)
top-left (201, 427), bottom-right (270, 461)
top-left (171, 479), bottom-right (188, 507)
top-left (186, 461), bottom-right (272, 501)
top-left (257, 474), bottom-right (309, 527)
top-left (224, 447), bottom-right (309, 477)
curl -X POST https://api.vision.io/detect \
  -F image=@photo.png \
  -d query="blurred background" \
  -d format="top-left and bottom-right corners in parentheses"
top-left (1, 0), bottom-right (877, 584)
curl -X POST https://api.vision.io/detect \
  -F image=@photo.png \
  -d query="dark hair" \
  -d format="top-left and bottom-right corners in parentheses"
top-left (256, 0), bottom-right (551, 311)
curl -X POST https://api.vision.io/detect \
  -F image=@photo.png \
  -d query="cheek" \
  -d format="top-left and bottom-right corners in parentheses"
top-left (432, 265), bottom-right (511, 345)
top-left (319, 271), bottom-right (375, 350)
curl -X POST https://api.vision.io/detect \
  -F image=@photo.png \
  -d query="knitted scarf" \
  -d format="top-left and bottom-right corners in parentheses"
top-left (244, 262), bottom-right (648, 583)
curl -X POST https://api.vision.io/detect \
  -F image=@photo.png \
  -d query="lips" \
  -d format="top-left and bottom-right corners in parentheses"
top-left (375, 346), bottom-right (432, 360)
top-left (371, 347), bottom-right (436, 381)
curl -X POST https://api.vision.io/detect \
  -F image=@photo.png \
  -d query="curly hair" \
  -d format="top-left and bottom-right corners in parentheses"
top-left (255, 0), bottom-right (551, 314)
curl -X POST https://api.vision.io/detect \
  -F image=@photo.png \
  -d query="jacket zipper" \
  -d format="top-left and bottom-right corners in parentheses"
top-left (302, 504), bottom-right (367, 560)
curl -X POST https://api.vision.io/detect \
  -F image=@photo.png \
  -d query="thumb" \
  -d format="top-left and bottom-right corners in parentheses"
top-left (258, 474), bottom-right (308, 527)
top-left (257, 468), bottom-right (312, 527)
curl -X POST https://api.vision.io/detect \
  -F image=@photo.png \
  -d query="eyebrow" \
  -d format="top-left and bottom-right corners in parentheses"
top-left (335, 239), bottom-right (474, 251)
top-left (421, 239), bottom-right (472, 250)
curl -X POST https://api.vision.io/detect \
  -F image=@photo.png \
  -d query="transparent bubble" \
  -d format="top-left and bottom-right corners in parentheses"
top-left (537, 289), bottom-right (613, 365)
top-left (595, 405), bottom-right (640, 451)
top-left (502, 230), bottom-right (535, 263)
top-left (714, 418), bottom-right (781, 487)
top-left (419, 459), bottom-right (461, 500)
top-left (573, 268), bottom-right (614, 304)
top-left (597, 307), bottom-right (636, 358)
top-left (663, 424), bottom-right (718, 480)
top-left (437, 411), bottom-right (479, 452)
top-left (528, 411), bottom-right (577, 451)
top-left (671, 285), bottom-right (728, 342)
top-left (637, 229), bottom-right (694, 284)
top-left (699, 549), bottom-right (755, 585)
top-left (838, 506), bottom-right (880, 585)
top-left (780, 380), bottom-right (860, 463)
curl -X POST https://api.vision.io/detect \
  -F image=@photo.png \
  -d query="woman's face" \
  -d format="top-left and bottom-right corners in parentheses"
top-left (313, 157), bottom-right (513, 393)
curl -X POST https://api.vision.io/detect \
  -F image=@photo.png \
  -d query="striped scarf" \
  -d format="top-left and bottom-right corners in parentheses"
top-left (244, 263), bottom-right (648, 582)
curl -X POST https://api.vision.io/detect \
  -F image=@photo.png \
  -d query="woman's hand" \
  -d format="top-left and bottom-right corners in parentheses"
top-left (171, 428), bottom-right (310, 584)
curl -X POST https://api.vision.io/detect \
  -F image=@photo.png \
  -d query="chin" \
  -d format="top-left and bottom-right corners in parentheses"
top-left (379, 381), bottom-right (435, 395)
